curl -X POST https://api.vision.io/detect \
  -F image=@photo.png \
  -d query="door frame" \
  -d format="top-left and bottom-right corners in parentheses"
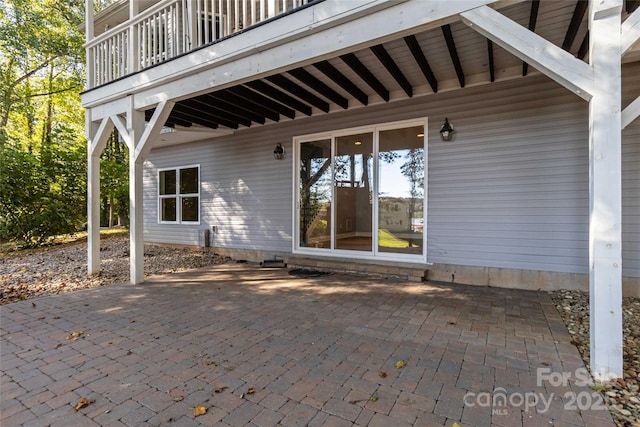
top-left (292, 117), bottom-right (428, 264)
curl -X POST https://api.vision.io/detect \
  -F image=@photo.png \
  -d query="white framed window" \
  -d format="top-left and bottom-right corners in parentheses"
top-left (158, 165), bottom-right (200, 224)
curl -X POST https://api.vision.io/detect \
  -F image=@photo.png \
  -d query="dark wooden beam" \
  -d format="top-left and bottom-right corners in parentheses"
top-left (208, 91), bottom-right (280, 122)
top-left (266, 74), bottom-right (330, 112)
top-left (441, 25), bottom-right (465, 88)
top-left (170, 108), bottom-right (223, 129)
top-left (627, 0), bottom-right (640, 13)
top-left (523, 0), bottom-right (540, 76)
top-left (578, 30), bottom-right (589, 60)
top-left (562, 0), bottom-right (588, 52)
top-left (339, 53), bottom-right (389, 102)
top-left (245, 80), bottom-right (313, 116)
top-left (288, 67), bottom-right (349, 109)
top-left (313, 61), bottom-right (369, 106)
top-left (147, 109), bottom-right (194, 128)
top-left (173, 103), bottom-right (239, 129)
top-left (403, 35), bottom-right (438, 93)
top-left (195, 94), bottom-right (265, 125)
top-left (370, 44), bottom-right (413, 97)
top-left (488, 40), bottom-right (495, 82)
top-left (180, 98), bottom-right (252, 128)
top-left (229, 85), bottom-right (297, 119)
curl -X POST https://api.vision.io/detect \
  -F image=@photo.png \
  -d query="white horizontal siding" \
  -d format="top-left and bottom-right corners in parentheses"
top-left (143, 62), bottom-right (639, 277)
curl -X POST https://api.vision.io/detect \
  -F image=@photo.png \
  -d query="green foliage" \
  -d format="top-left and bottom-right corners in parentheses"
top-left (0, 0), bottom-right (102, 246)
top-left (0, 137), bottom-right (87, 246)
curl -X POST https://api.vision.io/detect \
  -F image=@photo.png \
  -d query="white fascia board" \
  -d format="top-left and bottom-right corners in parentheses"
top-left (622, 95), bottom-right (640, 129)
top-left (622, 7), bottom-right (640, 55)
top-left (460, 5), bottom-right (594, 101)
top-left (89, 97), bottom-right (134, 121)
top-left (82, 0), bottom-right (508, 110)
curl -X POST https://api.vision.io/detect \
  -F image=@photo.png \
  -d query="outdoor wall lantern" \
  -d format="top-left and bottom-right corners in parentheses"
top-left (273, 143), bottom-right (285, 160)
top-left (440, 118), bottom-right (454, 141)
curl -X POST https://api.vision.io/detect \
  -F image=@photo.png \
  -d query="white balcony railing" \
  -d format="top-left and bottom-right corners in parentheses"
top-left (85, 0), bottom-right (312, 89)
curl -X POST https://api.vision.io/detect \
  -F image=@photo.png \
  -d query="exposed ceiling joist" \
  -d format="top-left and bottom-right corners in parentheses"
top-left (229, 86), bottom-right (296, 119)
top-left (245, 80), bottom-right (313, 117)
top-left (578, 31), bottom-right (589, 60)
top-left (404, 35), bottom-right (438, 93)
top-left (523, 0), bottom-right (540, 76)
top-left (199, 94), bottom-right (266, 124)
top-left (181, 98), bottom-right (251, 128)
top-left (339, 53), bottom-right (389, 102)
top-left (488, 40), bottom-right (495, 82)
top-left (207, 91), bottom-right (280, 122)
top-left (170, 108), bottom-right (223, 129)
top-left (628, 0), bottom-right (640, 13)
top-left (562, 0), bottom-right (588, 52)
top-left (288, 68), bottom-right (349, 109)
top-left (441, 25), bottom-right (465, 88)
top-left (266, 74), bottom-right (330, 112)
top-left (370, 44), bottom-right (413, 97)
top-left (313, 61), bottom-right (369, 106)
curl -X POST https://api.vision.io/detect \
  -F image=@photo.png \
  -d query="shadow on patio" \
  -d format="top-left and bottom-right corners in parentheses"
top-left (0, 264), bottom-right (615, 426)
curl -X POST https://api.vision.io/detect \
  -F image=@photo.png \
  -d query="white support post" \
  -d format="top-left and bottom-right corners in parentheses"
top-left (128, 1), bottom-right (140, 74)
top-left (86, 113), bottom-right (114, 276)
top-left (461, 0), bottom-right (625, 380)
top-left (122, 99), bottom-right (174, 285)
top-left (85, 0), bottom-right (95, 89)
top-left (589, 0), bottom-right (623, 381)
top-left (124, 99), bottom-right (146, 285)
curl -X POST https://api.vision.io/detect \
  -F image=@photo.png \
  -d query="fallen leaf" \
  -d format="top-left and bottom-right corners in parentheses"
top-left (173, 396), bottom-right (184, 402)
top-left (247, 387), bottom-right (256, 395)
top-left (65, 330), bottom-right (84, 340)
top-left (32, 302), bottom-right (36, 308)
top-left (378, 371), bottom-right (387, 378)
top-left (395, 360), bottom-right (406, 369)
top-left (194, 406), bottom-right (207, 417)
top-left (369, 395), bottom-right (378, 402)
top-left (214, 386), bottom-right (228, 393)
top-left (452, 423), bottom-right (461, 427)
top-left (74, 397), bottom-right (94, 411)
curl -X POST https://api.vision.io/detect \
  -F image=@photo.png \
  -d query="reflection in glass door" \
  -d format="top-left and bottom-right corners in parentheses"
top-left (299, 139), bottom-right (332, 248)
top-left (296, 119), bottom-right (426, 260)
top-left (378, 126), bottom-right (424, 254)
top-left (335, 133), bottom-right (373, 251)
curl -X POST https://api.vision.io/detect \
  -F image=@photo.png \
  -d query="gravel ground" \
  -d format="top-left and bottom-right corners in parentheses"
top-left (0, 234), bottom-right (229, 305)
top-left (550, 290), bottom-right (640, 427)
top-left (1, 236), bottom-right (638, 426)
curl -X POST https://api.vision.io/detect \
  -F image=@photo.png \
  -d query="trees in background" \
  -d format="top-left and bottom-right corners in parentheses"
top-left (0, 0), bottom-right (126, 247)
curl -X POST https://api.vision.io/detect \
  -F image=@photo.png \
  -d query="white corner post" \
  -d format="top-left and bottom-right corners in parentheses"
top-left (588, 0), bottom-right (623, 380)
top-left (87, 113), bottom-right (114, 276)
top-left (460, 0), bottom-right (624, 380)
top-left (114, 99), bottom-right (174, 284)
top-left (85, 0), bottom-right (95, 89)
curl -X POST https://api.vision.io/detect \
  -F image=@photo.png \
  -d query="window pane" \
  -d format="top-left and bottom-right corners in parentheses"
top-left (161, 198), bottom-right (177, 221)
top-left (180, 167), bottom-right (198, 194)
top-left (299, 140), bottom-right (332, 249)
top-left (160, 170), bottom-right (176, 195)
top-left (378, 125), bottom-right (424, 254)
top-left (181, 197), bottom-right (199, 222)
top-left (335, 132), bottom-right (373, 251)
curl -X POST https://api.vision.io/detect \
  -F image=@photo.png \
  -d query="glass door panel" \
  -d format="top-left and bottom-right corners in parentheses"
top-left (335, 133), bottom-right (373, 251)
top-left (299, 140), bottom-right (332, 248)
top-left (378, 126), bottom-right (424, 254)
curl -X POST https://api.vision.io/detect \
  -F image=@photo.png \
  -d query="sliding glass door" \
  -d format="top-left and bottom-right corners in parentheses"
top-left (295, 119), bottom-right (427, 261)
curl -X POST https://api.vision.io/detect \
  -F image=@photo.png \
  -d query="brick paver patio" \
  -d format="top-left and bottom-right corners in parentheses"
top-left (1, 264), bottom-right (616, 426)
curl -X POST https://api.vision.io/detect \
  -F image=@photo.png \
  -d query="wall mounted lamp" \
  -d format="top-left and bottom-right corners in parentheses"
top-left (440, 118), bottom-right (454, 141)
top-left (273, 143), bottom-right (285, 160)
